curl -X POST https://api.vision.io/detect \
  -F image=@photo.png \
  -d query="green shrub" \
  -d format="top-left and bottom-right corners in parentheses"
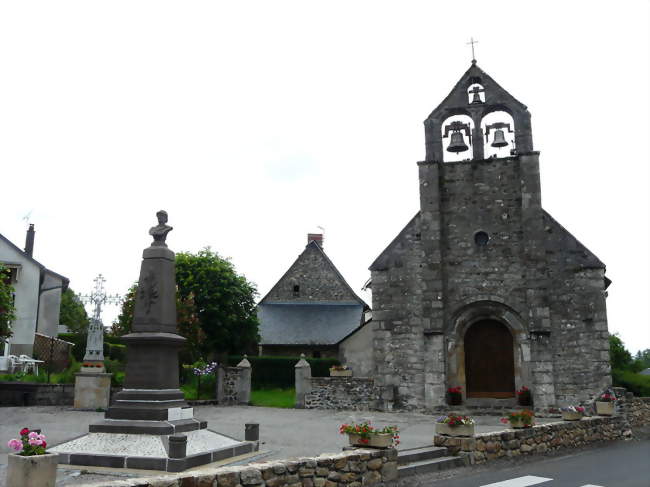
top-left (250, 388), bottom-right (294, 408)
top-left (612, 368), bottom-right (650, 397)
top-left (107, 343), bottom-right (127, 362)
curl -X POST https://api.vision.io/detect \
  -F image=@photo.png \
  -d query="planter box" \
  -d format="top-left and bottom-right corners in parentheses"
top-left (561, 411), bottom-right (583, 421)
top-left (595, 401), bottom-right (615, 416)
top-left (435, 423), bottom-right (475, 437)
top-left (7, 452), bottom-right (58, 487)
top-left (347, 433), bottom-right (393, 448)
top-left (509, 418), bottom-right (534, 429)
top-left (329, 369), bottom-right (352, 377)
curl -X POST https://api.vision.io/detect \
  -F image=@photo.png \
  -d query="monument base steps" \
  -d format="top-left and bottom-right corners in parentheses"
top-left (50, 428), bottom-right (256, 472)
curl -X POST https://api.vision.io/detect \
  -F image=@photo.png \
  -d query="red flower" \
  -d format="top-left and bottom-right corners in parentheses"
top-left (41, 441), bottom-right (47, 449)
top-left (20, 428), bottom-right (29, 436)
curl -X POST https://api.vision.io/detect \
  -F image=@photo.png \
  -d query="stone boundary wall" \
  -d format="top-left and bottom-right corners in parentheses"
top-left (305, 377), bottom-right (380, 410)
top-left (84, 448), bottom-right (398, 487)
top-left (434, 416), bottom-right (631, 465)
top-left (0, 382), bottom-right (74, 406)
top-left (620, 396), bottom-right (650, 426)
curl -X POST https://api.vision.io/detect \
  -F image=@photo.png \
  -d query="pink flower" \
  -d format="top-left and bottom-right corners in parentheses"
top-left (7, 439), bottom-right (22, 451)
top-left (28, 431), bottom-right (39, 440)
top-left (28, 438), bottom-right (41, 446)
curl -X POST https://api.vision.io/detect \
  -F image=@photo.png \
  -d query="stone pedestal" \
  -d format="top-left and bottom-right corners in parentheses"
top-left (74, 372), bottom-right (112, 409)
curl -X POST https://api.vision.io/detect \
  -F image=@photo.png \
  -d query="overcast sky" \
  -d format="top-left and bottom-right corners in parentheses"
top-left (1, 1), bottom-right (648, 353)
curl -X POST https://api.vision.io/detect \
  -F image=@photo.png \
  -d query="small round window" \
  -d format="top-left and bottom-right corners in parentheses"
top-left (474, 231), bottom-right (489, 246)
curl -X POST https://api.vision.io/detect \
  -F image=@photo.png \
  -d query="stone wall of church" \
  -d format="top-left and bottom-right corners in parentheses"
top-left (546, 267), bottom-right (611, 404)
top-left (437, 158), bottom-right (529, 313)
top-left (371, 215), bottom-right (430, 410)
top-left (265, 244), bottom-right (358, 302)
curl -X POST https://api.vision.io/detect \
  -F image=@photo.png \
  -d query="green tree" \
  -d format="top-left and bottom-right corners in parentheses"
top-left (633, 349), bottom-right (650, 370)
top-left (59, 288), bottom-right (90, 334)
top-left (0, 265), bottom-right (16, 343)
top-left (609, 334), bottom-right (633, 370)
top-left (110, 283), bottom-right (137, 337)
top-left (111, 248), bottom-right (259, 360)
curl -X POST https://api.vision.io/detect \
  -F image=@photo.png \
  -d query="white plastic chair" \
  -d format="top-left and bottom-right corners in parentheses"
top-left (8, 355), bottom-right (23, 374)
top-left (19, 355), bottom-right (37, 374)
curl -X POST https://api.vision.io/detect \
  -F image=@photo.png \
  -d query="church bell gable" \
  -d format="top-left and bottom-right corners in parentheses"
top-left (424, 63), bottom-right (534, 162)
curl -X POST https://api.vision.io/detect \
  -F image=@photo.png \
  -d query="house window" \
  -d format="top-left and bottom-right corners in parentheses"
top-left (293, 285), bottom-right (300, 297)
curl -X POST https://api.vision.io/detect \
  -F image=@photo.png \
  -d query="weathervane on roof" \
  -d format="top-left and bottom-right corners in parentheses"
top-left (467, 37), bottom-right (478, 64)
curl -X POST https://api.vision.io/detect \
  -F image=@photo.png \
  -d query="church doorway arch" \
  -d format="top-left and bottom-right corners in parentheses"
top-left (464, 319), bottom-right (516, 398)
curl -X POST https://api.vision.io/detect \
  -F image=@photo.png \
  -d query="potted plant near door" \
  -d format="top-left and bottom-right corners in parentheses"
top-left (500, 409), bottom-right (535, 429)
top-left (435, 414), bottom-right (475, 437)
top-left (446, 386), bottom-right (463, 405)
top-left (516, 386), bottom-right (532, 406)
top-left (595, 390), bottom-right (617, 416)
top-left (6, 428), bottom-right (58, 487)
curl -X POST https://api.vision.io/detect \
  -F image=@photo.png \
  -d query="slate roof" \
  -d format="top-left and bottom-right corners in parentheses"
top-left (258, 302), bottom-right (364, 345)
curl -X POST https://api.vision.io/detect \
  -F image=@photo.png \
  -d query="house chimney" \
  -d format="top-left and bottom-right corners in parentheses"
top-left (307, 233), bottom-right (324, 249)
top-left (25, 224), bottom-right (35, 257)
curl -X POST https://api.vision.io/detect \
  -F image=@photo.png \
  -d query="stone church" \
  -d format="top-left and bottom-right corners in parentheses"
top-left (369, 62), bottom-right (611, 410)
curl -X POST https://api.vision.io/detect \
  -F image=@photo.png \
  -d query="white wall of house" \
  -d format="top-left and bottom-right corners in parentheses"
top-left (0, 244), bottom-right (41, 356)
top-left (37, 271), bottom-right (64, 338)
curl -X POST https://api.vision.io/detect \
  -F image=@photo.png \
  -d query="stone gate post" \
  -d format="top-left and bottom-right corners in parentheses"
top-left (294, 354), bottom-right (312, 409)
top-left (237, 355), bottom-right (251, 405)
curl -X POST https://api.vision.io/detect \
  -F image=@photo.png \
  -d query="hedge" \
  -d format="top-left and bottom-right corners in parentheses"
top-left (613, 368), bottom-right (650, 397)
top-left (58, 333), bottom-right (126, 362)
top-left (227, 356), bottom-right (339, 389)
top-left (179, 356), bottom-right (339, 389)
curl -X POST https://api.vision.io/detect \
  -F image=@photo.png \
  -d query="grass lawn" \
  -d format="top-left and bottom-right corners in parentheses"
top-left (250, 388), bottom-right (295, 408)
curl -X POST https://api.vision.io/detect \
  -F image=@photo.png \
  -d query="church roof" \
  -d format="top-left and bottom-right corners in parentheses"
top-left (369, 212), bottom-right (420, 271)
top-left (258, 302), bottom-right (364, 345)
top-left (368, 210), bottom-right (605, 272)
top-left (542, 210), bottom-right (605, 270)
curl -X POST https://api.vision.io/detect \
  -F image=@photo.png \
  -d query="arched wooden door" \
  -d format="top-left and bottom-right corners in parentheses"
top-left (464, 320), bottom-right (516, 398)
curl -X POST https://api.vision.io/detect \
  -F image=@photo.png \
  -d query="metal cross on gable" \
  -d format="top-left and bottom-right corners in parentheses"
top-left (467, 37), bottom-right (479, 63)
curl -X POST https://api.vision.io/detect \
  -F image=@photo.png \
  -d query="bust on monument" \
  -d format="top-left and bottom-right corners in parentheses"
top-left (149, 210), bottom-right (173, 247)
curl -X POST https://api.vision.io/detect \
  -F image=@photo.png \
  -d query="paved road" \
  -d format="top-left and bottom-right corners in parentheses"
top-left (426, 439), bottom-right (650, 487)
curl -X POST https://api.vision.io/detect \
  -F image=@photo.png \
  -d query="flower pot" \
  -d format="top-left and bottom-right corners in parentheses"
top-left (561, 411), bottom-right (583, 421)
top-left (330, 369), bottom-right (352, 377)
top-left (509, 418), bottom-right (534, 429)
top-left (595, 401), bottom-right (615, 416)
top-left (435, 423), bottom-right (475, 437)
top-left (347, 433), bottom-right (393, 448)
top-left (369, 433), bottom-right (393, 448)
top-left (7, 453), bottom-right (59, 487)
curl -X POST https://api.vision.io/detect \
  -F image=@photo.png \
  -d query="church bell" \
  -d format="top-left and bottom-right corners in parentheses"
top-left (447, 132), bottom-right (469, 153)
top-left (491, 129), bottom-right (508, 148)
top-left (471, 92), bottom-right (482, 104)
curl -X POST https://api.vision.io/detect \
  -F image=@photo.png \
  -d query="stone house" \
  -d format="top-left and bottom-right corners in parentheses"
top-left (258, 233), bottom-right (373, 375)
top-left (0, 224), bottom-right (69, 359)
top-left (368, 62), bottom-right (611, 410)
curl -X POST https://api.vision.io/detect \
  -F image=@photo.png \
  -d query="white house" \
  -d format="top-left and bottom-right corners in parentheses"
top-left (0, 224), bottom-right (69, 359)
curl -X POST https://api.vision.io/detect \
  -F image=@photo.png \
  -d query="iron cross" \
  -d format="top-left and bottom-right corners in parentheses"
top-left (467, 37), bottom-right (479, 63)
